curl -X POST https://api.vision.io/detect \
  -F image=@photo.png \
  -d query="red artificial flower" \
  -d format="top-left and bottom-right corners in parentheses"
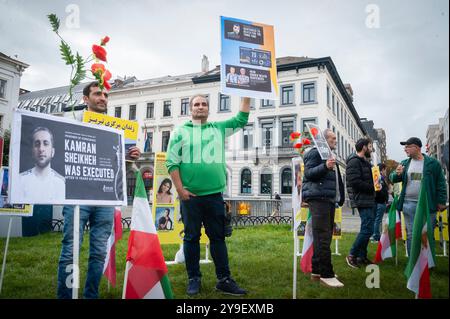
top-left (103, 80), bottom-right (111, 91)
top-left (290, 132), bottom-right (301, 141)
top-left (91, 63), bottom-right (105, 75)
top-left (302, 138), bottom-right (311, 145)
top-left (92, 44), bottom-right (107, 62)
top-left (101, 36), bottom-right (110, 46)
top-left (293, 143), bottom-right (303, 149)
top-left (310, 127), bottom-right (318, 138)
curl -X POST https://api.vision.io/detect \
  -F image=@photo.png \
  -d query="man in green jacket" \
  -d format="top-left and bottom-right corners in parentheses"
top-left (390, 137), bottom-right (447, 254)
top-left (166, 94), bottom-right (250, 296)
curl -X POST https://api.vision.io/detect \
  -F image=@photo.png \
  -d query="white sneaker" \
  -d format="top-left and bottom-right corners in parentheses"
top-left (320, 277), bottom-right (344, 288)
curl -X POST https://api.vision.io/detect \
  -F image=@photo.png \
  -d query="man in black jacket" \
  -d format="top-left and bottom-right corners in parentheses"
top-left (371, 163), bottom-right (389, 242)
top-left (346, 138), bottom-right (376, 268)
top-left (302, 129), bottom-right (345, 288)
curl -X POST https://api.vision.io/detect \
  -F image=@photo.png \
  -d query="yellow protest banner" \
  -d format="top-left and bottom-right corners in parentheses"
top-left (153, 152), bottom-right (208, 245)
top-left (372, 166), bottom-right (382, 192)
top-left (332, 207), bottom-right (342, 240)
top-left (83, 111), bottom-right (138, 140)
top-left (434, 209), bottom-right (449, 242)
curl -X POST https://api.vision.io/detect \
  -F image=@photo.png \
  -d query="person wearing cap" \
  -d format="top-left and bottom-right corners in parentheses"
top-left (390, 137), bottom-right (447, 255)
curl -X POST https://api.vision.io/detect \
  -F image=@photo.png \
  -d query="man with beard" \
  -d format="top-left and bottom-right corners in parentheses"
top-left (19, 126), bottom-right (65, 202)
top-left (345, 138), bottom-right (376, 268)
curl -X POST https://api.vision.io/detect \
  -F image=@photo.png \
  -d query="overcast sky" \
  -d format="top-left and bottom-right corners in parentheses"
top-left (1, 0), bottom-right (448, 160)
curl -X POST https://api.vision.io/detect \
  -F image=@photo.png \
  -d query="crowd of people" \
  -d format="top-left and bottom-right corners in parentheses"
top-left (302, 133), bottom-right (448, 288)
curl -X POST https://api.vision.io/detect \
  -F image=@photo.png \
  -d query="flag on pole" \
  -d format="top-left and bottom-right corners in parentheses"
top-left (300, 210), bottom-right (314, 273)
top-left (395, 209), bottom-right (402, 240)
top-left (404, 184), bottom-right (435, 299)
top-left (123, 172), bottom-right (173, 299)
top-left (103, 206), bottom-right (123, 286)
top-left (374, 196), bottom-right (399, 263)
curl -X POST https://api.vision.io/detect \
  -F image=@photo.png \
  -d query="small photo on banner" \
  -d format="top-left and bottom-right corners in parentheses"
top-left (221, 16), bottom-right (278, 100)
top-left (154, 176), bottom-right (177, 205)
top-left (306, 123), bottom-right (333, 160)
top-left (155, 206), bottom-right (175, 231)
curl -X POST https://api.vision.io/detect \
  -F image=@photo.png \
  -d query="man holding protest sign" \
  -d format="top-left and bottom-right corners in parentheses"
top-left (57, 82), bottom-right (140, 299)
top-left (302, 128), bottom-right (345, 288)
top-left (166, 94), bottom-right (250, 296)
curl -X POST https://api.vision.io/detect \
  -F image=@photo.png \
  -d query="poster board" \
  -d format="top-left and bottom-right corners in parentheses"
top-left (0, 167), bottom-right (33, 217)
top-left (306, 123), bottom-right (333, 160)
top-left (220, 16), bottom-right (278, 100)
top-left (9, 109), bottom-right (126, 206)
top-left (152, 152), bottom-right (208, 245)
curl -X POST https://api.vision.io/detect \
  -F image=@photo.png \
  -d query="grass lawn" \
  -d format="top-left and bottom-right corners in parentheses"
top-left (0, 224), bottom-right (448, 299)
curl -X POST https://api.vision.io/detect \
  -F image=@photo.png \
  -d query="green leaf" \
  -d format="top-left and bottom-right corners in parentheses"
top-left (59, 40), bottom-right (75, 65)
top-left (71, 53), bottom-right (86, 85)
top-left (47, 14), bottom-right (60, 32)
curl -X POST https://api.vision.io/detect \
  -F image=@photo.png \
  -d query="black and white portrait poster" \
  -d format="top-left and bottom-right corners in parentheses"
top-left (9, 109), bottom-right (126, 206)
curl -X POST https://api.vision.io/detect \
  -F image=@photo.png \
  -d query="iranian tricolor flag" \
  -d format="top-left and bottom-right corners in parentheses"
top-left (300, 210), bottom-right (313, 273)
top-left (103, 206), bottom-right (123, 286)
top-left (374, 196), bottom-right (399, 263)
top-left (122, 172), bottom-right (173, 299)
top-left (404, 184), bottom-right (435, 299)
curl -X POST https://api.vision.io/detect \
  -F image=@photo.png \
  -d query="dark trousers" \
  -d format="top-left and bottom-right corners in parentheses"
top-left (180, 193), bottom-right (230, 281)
top-left (350, 206), bottom-right (375, 258)
top-left (309, 200), bottom-right (335, 278)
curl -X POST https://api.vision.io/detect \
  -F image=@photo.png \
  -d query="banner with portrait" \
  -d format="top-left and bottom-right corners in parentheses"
top-left (220, 16), bottom-right (278, 100)
top-left (306, 123), bottom-right (333, 160)
top-left (152, 152), bottom-right (208, 245)
top-left (434, 209), bottom-right (449, 242)
top-left (9, 109), bottom-right (126, 206)
top-left (0, 167), bottom-right (33, 217)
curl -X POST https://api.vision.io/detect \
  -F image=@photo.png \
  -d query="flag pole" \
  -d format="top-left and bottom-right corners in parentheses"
top-left (292, 229), bottom-right (298, 299)
top-left (122, 262), bottom-right (130, 299)
top-left (0, 217), bottom-right (13, 295)
top-left (72, 205), bottom-right (80, 299)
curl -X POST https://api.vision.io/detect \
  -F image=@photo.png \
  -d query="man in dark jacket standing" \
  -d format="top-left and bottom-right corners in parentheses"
top-left (302, 129), bottom-right (345, 287)
top-left (346, 138), bottom-right (376, 268)
top-left (371, 163), bottom-right (389, 242)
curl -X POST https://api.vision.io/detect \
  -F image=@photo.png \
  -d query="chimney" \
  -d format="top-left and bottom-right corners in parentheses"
top-left (201, 55), bottom-right (209, 73)
top-left (344, 83), bottom-right (354, 101)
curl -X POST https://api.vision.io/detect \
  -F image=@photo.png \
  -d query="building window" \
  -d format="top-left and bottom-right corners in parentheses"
top-left (261, 99), bottom-right (274, 108)
top-left (302, 82), bottom-right (316, 103)
top-left (163, 101), bottom-right (171, 117)
top-left (332, 93), bottom-right (335, 114)
top-left (181, 98), bottom-right (189, 116)
top-left (341, 135), bottom-right (344, 158)
top-left (337, 132), bottom-right (341, 157)
top-left (114, 106), bottom-right (121, 118)
top-left (332, 126), bottom-right (336, 133)
top-left (127, 171), bottom-right (136, 205)
top-left (261, 122), bottom-right (274, 147)
top-left (327, 120), bottom-right (331, 129)
top-left (336, 100), bottom-right (340, 122)
top-left (161, 131), bottom-right (171, 152)
top-left (129, 105), bottom-right (136, 120)
top-left (301, 118), bottom-right (317, 132)
top-left (281, 121), bottom-right (294, 147)
top-left (260, 169), bottom-right (272, 195)
top-left (146, 102), bottom-right (154, 118)
top-left (0, 79), bottom-right (6, 99)
top-left (243, 125), bottom-right (253, 150)
top-left (281, 167), bottom-right (292, 194)
top-left (219, 94), bottom-right (231, 112)
top-left (144, 131), bottom-right (153, 153)
top-left (240, 168), bottom-right (252, 194)
top-left (281, 85), bottom-right (294, 105)
top-left (326, 85), bottom-right (330, 108)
